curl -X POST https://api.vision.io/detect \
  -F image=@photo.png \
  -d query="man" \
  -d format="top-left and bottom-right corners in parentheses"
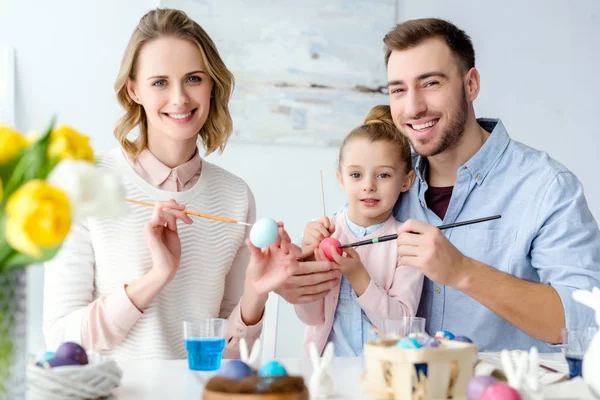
top-left (279, 18), bottom-right (600, 351)
top-left (385, 17), bottom-right (600, 351)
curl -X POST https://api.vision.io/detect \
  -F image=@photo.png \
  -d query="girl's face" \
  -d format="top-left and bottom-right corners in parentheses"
top-left (127, 36), bottom-right (213, 146)
top-left (337, 137), bottom-right (415, 227)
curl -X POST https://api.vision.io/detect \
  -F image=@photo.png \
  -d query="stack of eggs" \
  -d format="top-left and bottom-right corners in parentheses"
top-left (36, 342), bottom-right (88, 368)
top-left (29, 342), bottom-right (122, 399)
top-left (392, 330), bottom-right (475, 350)
top-left (203, 359), bottom-right (309, 400)
top-left (363, 329), bottom-right (479, 400)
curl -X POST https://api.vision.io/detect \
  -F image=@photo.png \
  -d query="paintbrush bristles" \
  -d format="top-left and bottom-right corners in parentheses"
top-left (320, 170), bottom-right (326, 217)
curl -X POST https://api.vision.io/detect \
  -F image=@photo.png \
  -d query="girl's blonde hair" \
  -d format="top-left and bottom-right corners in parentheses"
top-left (114, 8), bottom-right (234, 159)
top-left (338, 105), bottom-right (412, 171)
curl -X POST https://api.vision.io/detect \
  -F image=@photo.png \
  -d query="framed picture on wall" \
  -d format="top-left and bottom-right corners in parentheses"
top-left (0, 46), bottom-right (15, 127)
top-left (159, 0), bottom-right (396, 146)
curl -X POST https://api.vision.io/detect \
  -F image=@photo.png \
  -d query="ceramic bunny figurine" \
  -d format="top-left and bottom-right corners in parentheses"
top-left (572, 287), bottom-right (600, 396)
top-left (309, 342), bottom-right (334, 398)
top-left (500, 347), bottom-right (544, 400)
top-left (239, 338), bottom-right (261, 370)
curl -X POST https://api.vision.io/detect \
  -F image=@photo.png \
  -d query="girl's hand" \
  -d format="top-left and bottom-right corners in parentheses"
top-left (301, 217), bottom-right (336, 259)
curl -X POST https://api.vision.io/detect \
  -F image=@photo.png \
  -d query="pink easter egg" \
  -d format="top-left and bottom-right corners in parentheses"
top-left (318, 238), bottom-right (343, 261)
top-left (481, 383), bottom-right (522, 400)
top-left (467, 375), bottom-right (498, 400)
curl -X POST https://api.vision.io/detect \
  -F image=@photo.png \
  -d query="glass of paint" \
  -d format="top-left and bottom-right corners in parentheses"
top-left (183, 318), bottom-right (227, 371)
top-left (561, 327), bottom-right (597, 378)
top-left (381, 317), bottom-right (426, 340)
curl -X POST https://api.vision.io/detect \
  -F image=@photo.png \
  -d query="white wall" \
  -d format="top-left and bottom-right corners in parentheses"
top-left (397, 0), bottom-right (600, 221)
top-left (1, 0), bottom-right (599, 358)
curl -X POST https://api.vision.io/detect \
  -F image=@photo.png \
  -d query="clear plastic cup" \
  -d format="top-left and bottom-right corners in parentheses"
top-left (183, 319), bottom-right (227, 371)
top-left (381, 317), bottom-right (426, 340)
top-left (561, 327), bottom-right (597, 378)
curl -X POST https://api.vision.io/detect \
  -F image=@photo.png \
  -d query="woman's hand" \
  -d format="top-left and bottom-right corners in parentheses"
top-left (144, 199), bottom-right (193, 283)
top-left (245, 222), bottom-right (302, 295)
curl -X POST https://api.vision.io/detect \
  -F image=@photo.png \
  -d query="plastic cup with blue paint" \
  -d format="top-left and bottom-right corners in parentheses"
top-left (561, 327), bottom-right (597, 379)
top-left (183, 319), bottom-right (227, 371)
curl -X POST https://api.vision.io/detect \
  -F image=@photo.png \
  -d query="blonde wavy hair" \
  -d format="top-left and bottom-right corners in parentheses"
top-left (114, 8), bottom-right (234, 159)
top-left (338, 105), bottom-right (412, 171)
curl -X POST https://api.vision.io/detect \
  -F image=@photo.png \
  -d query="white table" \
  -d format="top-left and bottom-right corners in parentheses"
top-left (111, 353), bottom-right (596, 399)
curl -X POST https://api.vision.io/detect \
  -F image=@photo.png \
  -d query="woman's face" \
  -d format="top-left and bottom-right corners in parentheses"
top-left (127, 36), bottom-right (214, 144)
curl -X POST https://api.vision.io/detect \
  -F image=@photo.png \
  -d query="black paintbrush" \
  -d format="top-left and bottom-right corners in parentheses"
top-left (339, 215), bottom-right (501, 249)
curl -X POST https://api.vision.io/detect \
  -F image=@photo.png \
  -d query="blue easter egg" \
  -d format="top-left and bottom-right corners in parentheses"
top-left (435, 330), bottom-right (455, 340)
top-left (217, 360), bottom-right (254, 380)
top-left (395, 337), bottom-right (422, 349)
top-left (250, 218), bottom-right (279, 248)
top-left (258, 361), bottom-right (288, 377)
top-left (41, 351), bottom-right (56, 362)
top-left (453, 335), bottom-right (474, 343)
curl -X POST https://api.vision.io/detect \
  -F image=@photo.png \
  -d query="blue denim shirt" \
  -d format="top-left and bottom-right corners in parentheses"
top-left (393, 118), bottom-right (600, 351)
top-left (326, 209), bottom-right (384, 356)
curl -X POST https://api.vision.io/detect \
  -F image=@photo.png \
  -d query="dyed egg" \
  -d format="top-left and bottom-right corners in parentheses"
top-left (395, 337), bottom-right (422, 349)
top-left (435, 330), bottom-right (455, 340)
top-left (258, 361), bottom-right (288, 377)
top-left (55, 342), bottom-right (88, 365)
top-left (249, 218), bottom-right (279, 248)
top-left (217, 360), bottom-right (254, 380)
top-left (40, 351), bottom-right (56, 362)
top-left (453, 335), bottom-right (474, 343)
top-left (420, 336), bottom-right (440, 348)
top-left (480, 383), bottom-right (522, 400)
top-left (318, 237), bottom-right (343, 261)
top-left (467, 376), bottom-right (499, 400)
top-left (36, 356), bottom-right (81, 368)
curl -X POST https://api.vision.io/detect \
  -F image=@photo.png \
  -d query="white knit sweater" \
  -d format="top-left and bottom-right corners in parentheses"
top-left (43, 148), bottom-right (258, 361)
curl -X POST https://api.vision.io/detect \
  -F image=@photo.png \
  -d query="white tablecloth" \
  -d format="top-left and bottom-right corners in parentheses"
top-left (110, 353), bottom-right (597, 399)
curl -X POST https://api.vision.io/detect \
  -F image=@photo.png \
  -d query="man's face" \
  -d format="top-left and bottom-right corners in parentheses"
top-left (387, 38), bottom-right (470, 157)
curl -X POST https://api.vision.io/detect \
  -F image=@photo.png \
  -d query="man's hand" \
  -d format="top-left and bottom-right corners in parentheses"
top-left (396, 219), bottom-right (471, 289)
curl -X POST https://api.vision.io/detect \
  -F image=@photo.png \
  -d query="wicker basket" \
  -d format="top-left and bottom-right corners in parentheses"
top-left (363, 340), bottom-right (477, 400)
top-left (26, 359), bottom-right (123, 400)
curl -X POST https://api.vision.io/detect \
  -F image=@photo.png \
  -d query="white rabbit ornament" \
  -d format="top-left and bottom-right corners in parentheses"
top-left (239, 338), bottom-right (261, 370)
top-left (309, 342), bottom-right (334, 398)
top-left (572, 287), bottom-right (600, 396)
top-left (500, 347), bottom-right (544, 400)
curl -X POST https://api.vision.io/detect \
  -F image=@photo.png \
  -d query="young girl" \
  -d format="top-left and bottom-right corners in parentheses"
top-left (295, 105), bottom-right (424, 356)
top-left (43, 8), bottom-right (300, 361)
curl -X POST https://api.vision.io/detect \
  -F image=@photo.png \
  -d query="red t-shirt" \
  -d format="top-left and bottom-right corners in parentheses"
top-left (425, 186), bottom-right (453, 220)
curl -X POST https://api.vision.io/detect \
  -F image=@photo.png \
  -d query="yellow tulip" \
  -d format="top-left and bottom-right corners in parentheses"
top-left (0, 126), bottom-right (28, 164)
top-left (5, 180), bottom-right (71, 258)
top-left (48, 125), bottom-right (95, 162)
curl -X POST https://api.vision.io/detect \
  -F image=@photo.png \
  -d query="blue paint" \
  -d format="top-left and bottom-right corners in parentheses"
top-left (566, 354), bottom-right (583, 379)
top-left (185, 338), bottom-right (225, 371)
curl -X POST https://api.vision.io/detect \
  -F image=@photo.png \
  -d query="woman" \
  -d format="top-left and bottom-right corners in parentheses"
top-left (43, 8), bottom-right (299, 361)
